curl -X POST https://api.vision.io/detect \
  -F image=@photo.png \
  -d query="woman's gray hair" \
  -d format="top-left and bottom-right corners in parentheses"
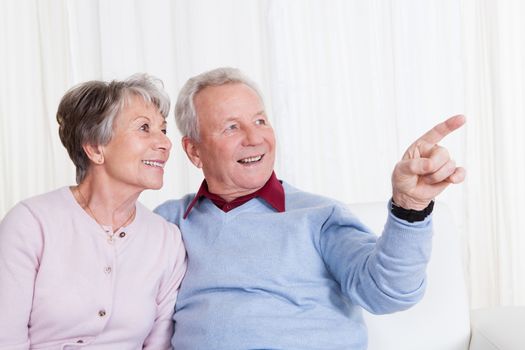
top-left (175, 67), bottom-right (264, 141)
top-left (56, 73), bottom-right (170, 184)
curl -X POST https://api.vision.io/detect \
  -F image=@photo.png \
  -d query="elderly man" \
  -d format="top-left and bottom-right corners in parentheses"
top-left (155, 67), bottom-right (465, 349)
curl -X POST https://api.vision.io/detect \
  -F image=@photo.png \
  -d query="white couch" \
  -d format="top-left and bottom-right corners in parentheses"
top-left (347, 202), bottom-right (525, 350)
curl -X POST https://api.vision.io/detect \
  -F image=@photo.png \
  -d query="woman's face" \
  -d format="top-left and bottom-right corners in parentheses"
top-left (100, 95), bottom-right (172, 192)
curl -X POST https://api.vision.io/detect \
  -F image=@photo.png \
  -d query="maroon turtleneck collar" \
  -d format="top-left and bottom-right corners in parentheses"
top-left (183, 171), bottom-right (285, 219)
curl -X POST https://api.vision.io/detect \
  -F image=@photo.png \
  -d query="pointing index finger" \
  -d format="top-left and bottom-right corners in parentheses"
top-left (417, 114), bottom-right (466, 145)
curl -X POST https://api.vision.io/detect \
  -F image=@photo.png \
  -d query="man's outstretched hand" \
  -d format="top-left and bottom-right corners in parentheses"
top-left (392, 115), bottom-right (466, 210)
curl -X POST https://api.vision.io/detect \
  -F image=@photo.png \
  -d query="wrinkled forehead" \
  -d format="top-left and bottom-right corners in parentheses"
top-left (195, 83), bottom-right (263, 116)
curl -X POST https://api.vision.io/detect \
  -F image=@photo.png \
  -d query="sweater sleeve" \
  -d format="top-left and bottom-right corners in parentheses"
top-left (0, 203), bottom-right (44, 350)
top-left (319, 202), bottom-right (432, 315)
top-left (142, 223), bottom-right (187, 350)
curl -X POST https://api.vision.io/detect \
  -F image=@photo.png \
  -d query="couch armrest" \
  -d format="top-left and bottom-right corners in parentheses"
top-left (469, 306), bottom-right (525, 350)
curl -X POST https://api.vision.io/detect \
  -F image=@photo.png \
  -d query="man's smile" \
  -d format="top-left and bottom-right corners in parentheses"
top-left (238, 154), bottom-right (264, 164)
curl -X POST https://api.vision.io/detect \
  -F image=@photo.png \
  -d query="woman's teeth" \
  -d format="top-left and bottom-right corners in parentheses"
top-left (142, 160), bottom-right (165, 168)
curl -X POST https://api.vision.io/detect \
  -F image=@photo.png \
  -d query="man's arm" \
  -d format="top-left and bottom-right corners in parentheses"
top-left (320, 203), bottom-right (432, 314)
top-left (321, 115), bottom-right (465, 314)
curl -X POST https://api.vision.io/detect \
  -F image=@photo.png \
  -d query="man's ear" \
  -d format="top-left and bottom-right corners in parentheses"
top-left (182, 136), bottom-right (203, 169)
top-left (82, 144), bottom-right (105, 165)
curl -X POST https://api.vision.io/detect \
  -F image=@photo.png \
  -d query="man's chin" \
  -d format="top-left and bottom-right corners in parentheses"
top-left (237, 176), bottom-right (272, 191)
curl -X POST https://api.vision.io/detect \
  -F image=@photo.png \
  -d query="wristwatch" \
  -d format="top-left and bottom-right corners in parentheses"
top-left (391, 199), bottom-right (434, 223)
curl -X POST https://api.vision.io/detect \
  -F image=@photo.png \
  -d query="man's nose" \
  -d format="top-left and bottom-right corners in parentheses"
top-left (243, 126), bottom-right (263, 146)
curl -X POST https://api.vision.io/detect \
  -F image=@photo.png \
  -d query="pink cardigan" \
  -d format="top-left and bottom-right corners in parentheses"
top-left (0, 187), bottom-right (187, 349)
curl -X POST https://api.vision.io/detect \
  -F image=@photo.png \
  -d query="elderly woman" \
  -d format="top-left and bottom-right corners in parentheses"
top-left (0, 74), bottom-right (186, 349)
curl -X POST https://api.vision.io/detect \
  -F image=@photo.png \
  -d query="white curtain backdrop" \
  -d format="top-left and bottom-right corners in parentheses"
top-left (462, 0), bottom-right (525, 308)
top-left (0, 0), bottom-right (522, 309)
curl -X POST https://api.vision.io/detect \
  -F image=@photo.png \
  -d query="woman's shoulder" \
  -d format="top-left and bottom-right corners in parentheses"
top-left (20, 186), bottom-right (71, 206)
top-left (6, 187), bottom-right (73, 219)
top-left (0, 187), bottom-right (72, 247)
top-left (135, 201), bottom-right (182, 236)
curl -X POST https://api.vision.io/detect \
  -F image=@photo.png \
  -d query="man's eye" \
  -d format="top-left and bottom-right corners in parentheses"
top-left (255, 119), bottom-right (266, 125)
top-left (226, 124), bottom-right (238, 131)
top-left (162, 129), bottom-right (167, 135)
top-left (140, 124), bottom-right (150, 132)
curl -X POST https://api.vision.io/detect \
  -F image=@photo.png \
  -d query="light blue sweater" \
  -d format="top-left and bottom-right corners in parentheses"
top-left (155, 182), bottom-right (432, 350)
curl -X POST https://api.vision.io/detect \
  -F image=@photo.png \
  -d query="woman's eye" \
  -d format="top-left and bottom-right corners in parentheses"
top-left (162, 129), bottom-right (167, 135)
top-left (225, 124), bottom-right (238, 131)
top-left (140, 124), bottom-right (150, 132)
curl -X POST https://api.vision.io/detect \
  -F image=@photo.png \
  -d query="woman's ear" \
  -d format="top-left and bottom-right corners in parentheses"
top-left (182, 136), bottom-right (203, 169)
top-left (83, 144), bottom-right (105, 165)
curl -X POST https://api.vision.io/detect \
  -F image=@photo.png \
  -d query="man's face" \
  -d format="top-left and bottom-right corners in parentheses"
top-left (184, 83), bottom-right (276, 200)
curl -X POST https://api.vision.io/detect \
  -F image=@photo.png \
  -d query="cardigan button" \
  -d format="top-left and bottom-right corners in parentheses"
top-left (76, 339), bottom-right (84, 343)
top-left (119, 232), bottom-right (126, 238)
top-left (98, 310), bottom-right (106, 317)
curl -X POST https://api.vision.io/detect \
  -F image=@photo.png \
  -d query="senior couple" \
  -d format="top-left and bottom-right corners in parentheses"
top-left (0, 68), bottom-right (465, 349)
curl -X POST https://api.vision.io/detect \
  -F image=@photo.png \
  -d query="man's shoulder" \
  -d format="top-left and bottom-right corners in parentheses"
top-left (282, 181), bottom-right (344, 210)
top-left (154, 193), bottom-right (196, 223)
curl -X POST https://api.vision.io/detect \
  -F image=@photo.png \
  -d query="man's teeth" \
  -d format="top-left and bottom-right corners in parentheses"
top-left (142, 160), bottom-right (165, 168)
top-left (239, 155), bottom-right (262, 164)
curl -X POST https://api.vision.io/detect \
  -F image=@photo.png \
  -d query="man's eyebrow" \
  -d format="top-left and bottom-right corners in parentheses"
top-left (223, 116), bottom-right (239, 123)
